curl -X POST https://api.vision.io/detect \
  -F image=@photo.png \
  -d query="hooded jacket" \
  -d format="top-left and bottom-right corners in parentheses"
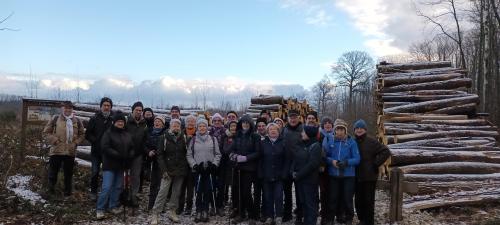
top-left (85, 111), bottom-right (114, 157)
top-left (228, 115), bottom-right (261, 171)
top-left (126, 115), bottom-right (148, 157)
top-left (100, 126), bottom-right (135, 171)
top-left (324, 134), bottom-right (360, 177)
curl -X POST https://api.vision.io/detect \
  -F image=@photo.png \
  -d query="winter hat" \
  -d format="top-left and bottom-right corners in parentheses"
top-left (303, 125), bottom-right (319, 139)
top-left (288, 109), bottom-right (299, 117)
top-left (143, 107), bottom-right (154, 116)
top-left (256, 117), bottom-right (268, 125)
top-left (170, 118), bottom-right (181, 126)
top-left (154, 115), bottom-right (165, 125)
top-left (266, 122), bottom-right (281, 132)
top-left (321, 117), bottom-right (333, 129)
top-left (353, 119), bottom-right (367, 131)
top-left (196, 118), bottom-right (209, 128)
top-left (170, 105), bottom-right (180, 112)
top-left (227, 120), bottom-right (238, 128)
top-left (131, 101), bottom-right (144, 111)
top-left (273, 117), bottom-right (284, 124)
top-left (100, 97), bottom-right (113, 108)
top-left (212, 113), bottom-right (224, 121)
top-left (334, 119), bottom-right (348, 131)
top-left (113, 112), bottom-right (127, 123)
top-left (306, 111), bottom-right (318, 119)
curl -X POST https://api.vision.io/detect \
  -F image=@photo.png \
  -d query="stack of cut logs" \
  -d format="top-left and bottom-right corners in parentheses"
top-left (376, 61), bottom-right (500, 210)
top-left (246, 95), bottom-right (312, 120)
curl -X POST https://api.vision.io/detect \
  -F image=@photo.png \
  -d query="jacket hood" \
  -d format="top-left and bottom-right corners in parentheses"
top-left (237, 115), bottom-right (255, 134)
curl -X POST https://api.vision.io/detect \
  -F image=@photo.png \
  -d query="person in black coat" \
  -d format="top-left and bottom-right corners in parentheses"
top-left (145, 115), bottom-right (167, 210)
top-left (85, 97), bottom-right (114, 201)
top-left (291, 125), bottom-right (322, 225)
top-left (258, 123), bottom-right (290, 225)
top-left (228, 115), bottom-right (261, 225)
top-left (353, 119), bottom-right (391, 225)
top-left (96, 112), bottom-right (135, 220)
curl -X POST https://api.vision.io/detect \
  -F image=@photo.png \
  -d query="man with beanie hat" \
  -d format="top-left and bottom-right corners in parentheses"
top-left (324, 119), bottom-right (360, 225)
top-left (127, 101), bottom-right (148, 207)
top-left (86, 97), bottom-right (114, 201)
top-left (353, 119), bottom-right (390, 225)
top-left (291, 125), bottom-right (322, 225)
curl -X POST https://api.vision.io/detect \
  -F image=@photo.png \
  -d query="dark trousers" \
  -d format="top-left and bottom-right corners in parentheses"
top-left (215, 162), bottom-right (230, 208)
top-left (263, 180), bottom-right (284, 219)
top-left (329, 177), bottom-right (355, 222)
top-left (90, 154), bottom-right (102, 194)
top-left (283, 178), bottom-right (293, 219)
top-left (48, 155), bottom-right (75, 194)
top-left (232, 169), bottom-right (256, 219)
top-left (253, 178), bottom-right (263, 218)
top-left (140, 155), bottom-right (152, 192)
top-left (355, 181), bottom-right (377, 225)
top-left (179, 171), bottom-right (195, 211)
top-left (319, 171), bottom-right (330, 223)
top-left (296, 181), bottom-right (319, 225)
top-left (148, 159), bottom-right (162, 210)
top-left (195, 172), bottom-right (215, 212)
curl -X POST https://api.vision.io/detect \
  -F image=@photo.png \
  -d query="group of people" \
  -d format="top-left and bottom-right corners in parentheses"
top-left (43, 96), bottom-right (391, 225)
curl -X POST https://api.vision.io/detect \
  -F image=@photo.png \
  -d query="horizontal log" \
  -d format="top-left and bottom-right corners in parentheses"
top-left (403, 188), bottom-right (500, 210)
top-left (381, 115), bottom-right (468, 123)
top-left (76, 146), bottom-right (91, 161)
top-left (390, 149), bottom-right (500, 166)
top-left (393, 130), bottom-right (499, 143)
top-left (381, 94), bottom-right (469, 102)
top-left (410, 181), bottom-right (500, 196)
top-left (388, 137), bottom-right (497, 148)
top-left (250, 95), bottom-right (284, 105)
top-left (429, 103), bottom-right (477, 115)
top-left (383, 123), bottom-right (498, 132)
top-left (381, 73), bottom-right (463, 87)
top-left (419, 119), bottom-right (489, 126)
top-left (405, 173), bottom-right (500, 182)
top-left (384, 95), bottom-right (479, 113)
top-left (399, 162), bottom-right (500, 174)
top-left (380, 78), bottom-right (472, 93)
top-left (388, 146), bottom-right (500, 152)
top-left (384, 127), bottom-right (426, 135)
top-left (248, 104), bottom-right (282, 111)
top-left (382, 102), bottom-right (414, 108)
top-left (379, 90), bottom-right (468, 96)
top-left (378, 67), bottom-right (466, 78)
top-left (377, 61), bottom-right (452, 71)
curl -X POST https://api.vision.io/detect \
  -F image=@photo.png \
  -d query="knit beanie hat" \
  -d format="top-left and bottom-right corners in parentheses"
top-left (333, 119), bottom-right (348, 131)
top-left (131, 101), bottom-right (143, 111)
top-left (212, 113), bottom-right (223, 121)
top-left (113, 112), bottom-right (127, 123)
top-left (353, 119), bottom-right (367, 131)
top-left (196, 118), bottom-right (209, 128)
top-left (154, 116), bottom-right (166, 125)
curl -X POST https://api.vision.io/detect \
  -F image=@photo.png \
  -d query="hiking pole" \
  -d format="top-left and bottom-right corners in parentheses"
top-left (209, 173), bottom-right (217, 215)
top-left (123, 169), bottom-right (128, 222)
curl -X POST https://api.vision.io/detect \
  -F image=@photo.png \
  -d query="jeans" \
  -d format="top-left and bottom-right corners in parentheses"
top-left (262, 180), bottom-right (284, 219)
top-left (152, 175), bottom-right (184, 214)
top-left (296, 181), bottom-right (319, 225)
top-left (329, 177), bottom-right (355, 222)
top-left (90, 154), bottom-right (102, 194)
top-left (96, 170), bottom-right (124, 211)
top-left (48, 155), bottom-right (75, 195)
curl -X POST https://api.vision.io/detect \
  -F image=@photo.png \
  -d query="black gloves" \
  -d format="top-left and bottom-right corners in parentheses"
top-left (193, 163), bottom-right (201, 173)
top-left (207, 161), bottom-right (217, 173)
top-left (337, 160), bottom-right (348, 169)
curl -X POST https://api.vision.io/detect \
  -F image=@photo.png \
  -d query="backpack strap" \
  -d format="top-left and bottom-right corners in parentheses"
top-left (211, 135), bottom-right (216, 156)
top-left (51, 115), bottom-right (59, 134)
top-left (191, 135), bottom-right (197, 157)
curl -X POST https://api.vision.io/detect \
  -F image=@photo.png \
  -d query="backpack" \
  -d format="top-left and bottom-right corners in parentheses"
top-left (50, 115), bottom-right (82, 134)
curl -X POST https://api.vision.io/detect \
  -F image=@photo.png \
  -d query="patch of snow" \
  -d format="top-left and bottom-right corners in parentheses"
top-left (6, 175), bottom-right (46, 205)
top-left (75, 158), bottom-right (91, 167)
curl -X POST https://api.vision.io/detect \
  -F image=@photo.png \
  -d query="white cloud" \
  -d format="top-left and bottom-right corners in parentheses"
top-left (306, 10), bottom-right (332, 27)
top-left (279, 0), bottom-right (334, 27)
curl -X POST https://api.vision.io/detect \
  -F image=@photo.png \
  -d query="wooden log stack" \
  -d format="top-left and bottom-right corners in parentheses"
top-left (246, 95), bottom-right (312, 120)
top-left (376, 61), bottom-right (500, 210)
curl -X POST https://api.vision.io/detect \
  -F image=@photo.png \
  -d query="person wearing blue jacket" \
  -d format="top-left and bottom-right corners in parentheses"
top-left (324, 119), bottom-right (360, 225)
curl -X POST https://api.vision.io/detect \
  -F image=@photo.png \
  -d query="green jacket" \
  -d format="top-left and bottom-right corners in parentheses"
top-left (157, 131), bottom-right (189, 176)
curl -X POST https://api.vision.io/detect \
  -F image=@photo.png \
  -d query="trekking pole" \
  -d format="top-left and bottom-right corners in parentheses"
top-left (238, 169), bottom-right (241, 223)
top-left (209, 173), bottom-right (217, 215)
top-left (123, 169), bottom-right (128, 222)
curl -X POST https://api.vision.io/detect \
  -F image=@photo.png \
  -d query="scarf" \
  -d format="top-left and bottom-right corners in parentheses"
top-left (63, 115), bottom-right (74, 144)
top-left (185, 127), bottom-right (196, 137)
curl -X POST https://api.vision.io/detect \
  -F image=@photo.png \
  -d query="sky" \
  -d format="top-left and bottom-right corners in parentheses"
top-left (0, 0), bottom-right (430, 106)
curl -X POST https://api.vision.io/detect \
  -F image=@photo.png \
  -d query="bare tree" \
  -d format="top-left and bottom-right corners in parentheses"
top-left (311, 75), bottom-right (335, 117)
top-left (331, 51), bottom-right (374, 121)
top-left (409, 39), bottom-right (435, 61)
top-left (0, 12), bottom-right (19, 31)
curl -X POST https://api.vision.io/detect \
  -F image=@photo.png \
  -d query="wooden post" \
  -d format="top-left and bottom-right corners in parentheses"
top-left (20, 99), bottom-right (28, 162)
top-left (390, 168), bottom-right (404, 223)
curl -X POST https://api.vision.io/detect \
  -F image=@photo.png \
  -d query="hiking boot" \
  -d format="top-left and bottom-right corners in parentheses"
top-left (264, 218), bottom-right (273, 225)
top-left (89, 192), bottom-right (97, 201)
top-left (202, 210), bottom-right (209, 222)
top-left (96, 211), bottom-right (105, 220)
top-left (248, 219), bottom-right (256, 225)
top-left (275, 217), bottom-right (283, 225)
top-left (168, 210), bottom-right (180, 223)
top-left (282, 215), bottom-right (292, 222)
top-left (184, 208), bottom-right (192, 215)
top-left (295, 217), bottom-right (304, 225)
top-left (110, 207), bottom-right (124, 215)
top-left (229, 209), bottom-right (239, 218)
top-left (217, 207), bottom-right (225, 217)
top-left (194, 212), bottom-right (202, 223)
top-left (131, 196), bottom-right (139, 207)
top-left (209, 207), bottom-right (216, 216)
top-left (232, 215), bottom-right (247, 224)
top-left (150, 214), bottom-right (159, 225)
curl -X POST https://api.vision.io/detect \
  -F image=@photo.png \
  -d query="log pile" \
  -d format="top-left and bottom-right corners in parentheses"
top-left (246, 95), bottom-right (312, 120)
top-left (376, 61), bottom-right (500, 210)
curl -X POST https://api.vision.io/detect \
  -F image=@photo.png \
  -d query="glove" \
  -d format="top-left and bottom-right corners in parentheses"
top-left (162, 172), bottom-right (170, 179)
top-left (229, 153), bottom-right (238, 161)
top-left (337, 160), bottom-right (348, 169)
top-left (236, 155), bottom-right (247, 163)
top-left (207, 161), bottom-right (217, 173)
top-left (192, 164), bottom-right (200, 173)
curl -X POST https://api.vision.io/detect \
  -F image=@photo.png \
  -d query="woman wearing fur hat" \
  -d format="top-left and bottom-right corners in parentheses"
top-left (324, 119), bottom-right (360, 225)
top-left (186, 118), bottom-right (221, 223)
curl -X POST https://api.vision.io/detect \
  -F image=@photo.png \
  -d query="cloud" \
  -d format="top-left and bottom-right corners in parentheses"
top-left (0, 72), bottom-right (307, 108)
top-left (279, 0), bottom-right (334, 27)
top-left (306, 10), bottom-right (332, 27)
